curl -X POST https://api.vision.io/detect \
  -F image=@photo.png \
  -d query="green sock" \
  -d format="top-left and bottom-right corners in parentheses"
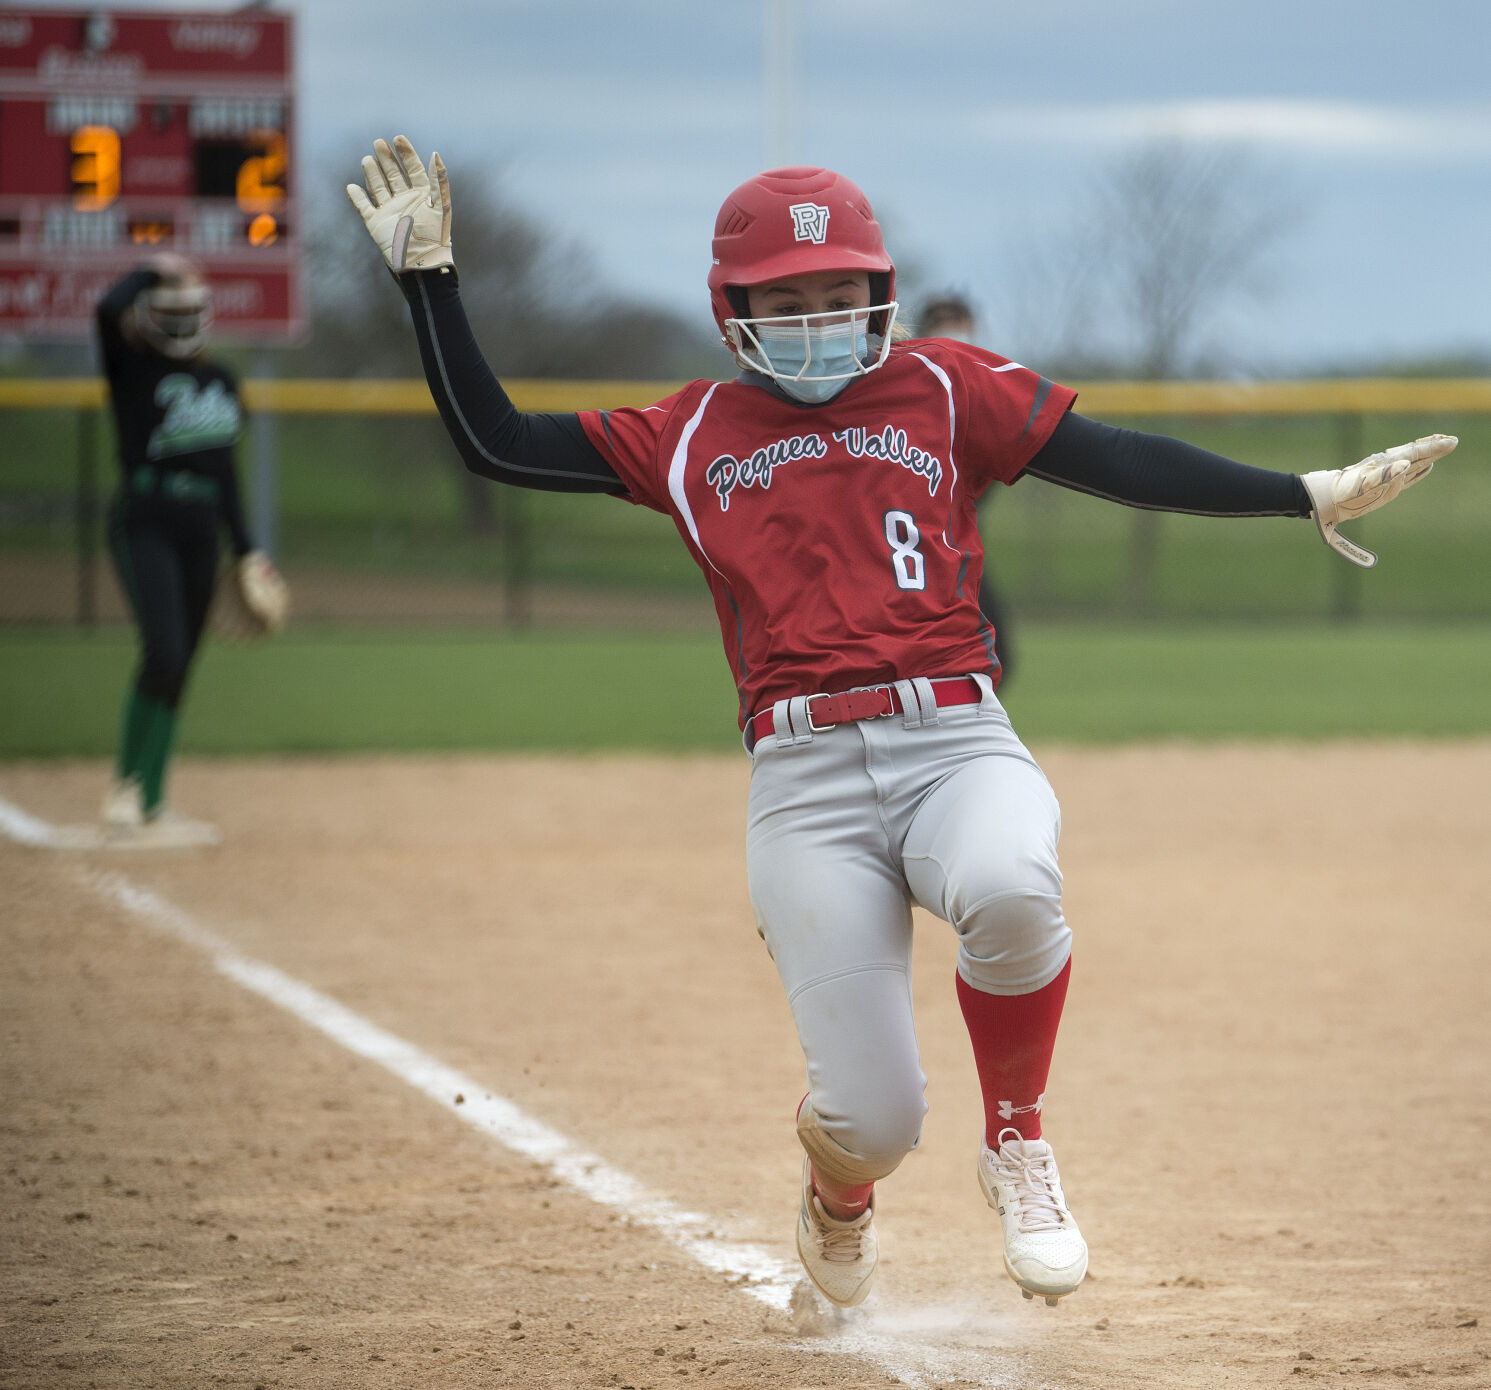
top-left (115, 687), bottom-right (157, 784)
top-left (138, 699), bottom-right (180, 819)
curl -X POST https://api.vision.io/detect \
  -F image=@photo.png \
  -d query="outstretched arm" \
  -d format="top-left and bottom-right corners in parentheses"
top-left (1028, 412), bottom-right (1456, 568)
top-left (1027, 412), bottom-right (1311, 516)
top-left (347, 135), bottom-right (622, 496)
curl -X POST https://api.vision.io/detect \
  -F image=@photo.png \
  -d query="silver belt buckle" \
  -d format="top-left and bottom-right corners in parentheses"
top-left (804, 692), bottom-right (833, 734)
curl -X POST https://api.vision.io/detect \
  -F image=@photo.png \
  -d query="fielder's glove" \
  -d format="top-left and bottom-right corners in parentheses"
top-left (1301, 433), bottom-right (1458, 568)
top-left (345, 135), bottom-right (453, 273)
top-left (215, 549), bottom-right (290, 641)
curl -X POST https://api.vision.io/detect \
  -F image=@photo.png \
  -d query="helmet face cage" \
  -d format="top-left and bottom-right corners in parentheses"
top-left (725, 302), bottom-right (900, 383)
top-left (136, 283), bottom-right (213, 359)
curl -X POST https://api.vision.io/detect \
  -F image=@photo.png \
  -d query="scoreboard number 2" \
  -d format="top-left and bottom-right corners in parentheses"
top-left (236, 130), bottom-right (287, 212)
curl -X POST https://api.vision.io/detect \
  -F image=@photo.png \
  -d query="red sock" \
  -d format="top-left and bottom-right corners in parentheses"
top-left (795, 1094), bottom-right (874, 1219)
top-left (956, 956), bottom-right (1071, 1147)
top-left (810, 1167), bottom-right (874, 1220)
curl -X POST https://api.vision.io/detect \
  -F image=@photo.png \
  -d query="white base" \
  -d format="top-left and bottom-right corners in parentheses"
top-left (47, 816), bottom-right (223, 851)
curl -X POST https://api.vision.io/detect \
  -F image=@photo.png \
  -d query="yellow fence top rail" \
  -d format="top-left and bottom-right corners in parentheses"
top-left (1, 376), bottom-right (1489, 415)
top-left (1071, 378), bottom-right (1491, 415)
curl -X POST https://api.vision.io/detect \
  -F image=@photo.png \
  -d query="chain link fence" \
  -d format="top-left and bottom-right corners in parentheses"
top-left (3, 377), bottom-right (1488, 630)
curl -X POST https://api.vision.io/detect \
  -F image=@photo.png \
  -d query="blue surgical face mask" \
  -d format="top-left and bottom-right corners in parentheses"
top-left (752, 319), bottom-right (870, 404)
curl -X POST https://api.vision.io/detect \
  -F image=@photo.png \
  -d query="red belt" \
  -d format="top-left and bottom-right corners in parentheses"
top-left (749, 676), bottom-right (983, 745)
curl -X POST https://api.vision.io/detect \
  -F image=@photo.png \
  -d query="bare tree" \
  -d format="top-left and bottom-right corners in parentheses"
top-left (1004, 140), bottom-right (1302, 380)
top-left (997, 141), bottom-right (1303, 612)
top-left (1093, 142), bottom-right (1301, 378)
top-left (1102, 144), bottom-right (1302, 606)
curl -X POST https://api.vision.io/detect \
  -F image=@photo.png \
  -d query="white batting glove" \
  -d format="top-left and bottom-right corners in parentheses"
top-left (1300, 433), bottom-right (1458, 568)
top-left (345, 135), bottom-right (453, 273)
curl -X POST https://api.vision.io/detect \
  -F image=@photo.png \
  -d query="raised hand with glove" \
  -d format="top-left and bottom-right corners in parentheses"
top-left (346, 135), bottom-right (453, 273)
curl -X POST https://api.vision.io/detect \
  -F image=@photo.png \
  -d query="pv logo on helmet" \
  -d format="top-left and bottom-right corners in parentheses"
top-left (789, 202), bottom-right (830, 245)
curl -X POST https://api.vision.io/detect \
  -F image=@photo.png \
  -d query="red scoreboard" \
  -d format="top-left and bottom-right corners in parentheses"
top-left (0, 7), bottom-right (301, 341)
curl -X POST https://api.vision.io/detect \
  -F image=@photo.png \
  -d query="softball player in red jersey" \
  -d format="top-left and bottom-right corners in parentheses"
top-left (348, 138), bottom-right (1456, 1310)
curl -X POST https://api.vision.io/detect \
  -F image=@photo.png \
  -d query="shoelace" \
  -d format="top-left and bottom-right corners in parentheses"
top-left (809, 1198), bottom-right (870, 1263)
top-left (990, 1132), bottom-right (1066, 1234)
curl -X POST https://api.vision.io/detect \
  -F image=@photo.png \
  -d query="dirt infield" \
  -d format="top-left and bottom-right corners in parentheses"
top-left (3, 745), bottom-right (1489, 1390)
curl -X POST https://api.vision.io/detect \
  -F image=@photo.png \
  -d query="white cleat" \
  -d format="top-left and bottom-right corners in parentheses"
top-left (100, 777), bottom-right (144, 829)
top-left (105, 807), bottom-right (223, 850)
top-left (979, 1126), bottom-right (1088, 1304)
top-left (795, 1157), bottom-right (877, 1308)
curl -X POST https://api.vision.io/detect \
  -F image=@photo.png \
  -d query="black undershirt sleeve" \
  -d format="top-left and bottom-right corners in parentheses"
top-left (1026, 410), bottom-right (1313, 517)
top-left (396, 269), bottom-right (1312, 517)
top-left (96, 267), bottom-right (158, 384)
top-left (399, 267), bottom-right (624, 494)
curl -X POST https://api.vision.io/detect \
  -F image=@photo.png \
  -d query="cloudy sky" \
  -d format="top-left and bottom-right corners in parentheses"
top-left (75, 0), bottom-right (1491, 372)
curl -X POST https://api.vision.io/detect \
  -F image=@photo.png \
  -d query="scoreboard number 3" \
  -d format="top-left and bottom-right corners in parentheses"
top-left (70, 125), bottom-right (121, 209)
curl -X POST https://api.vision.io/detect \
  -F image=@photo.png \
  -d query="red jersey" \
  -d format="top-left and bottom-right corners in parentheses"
top-left (578, 339), bottom-right (1075, 726)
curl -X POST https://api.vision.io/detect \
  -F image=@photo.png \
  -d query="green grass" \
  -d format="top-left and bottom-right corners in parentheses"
top-left (4, 623), bottom-right (1489, 758)
top-left (996, 623), bottom-right (1491, 741)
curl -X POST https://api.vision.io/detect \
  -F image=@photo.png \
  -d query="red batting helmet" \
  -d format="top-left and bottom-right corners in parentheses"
top-left (707, 166), bottom-right (896, 338)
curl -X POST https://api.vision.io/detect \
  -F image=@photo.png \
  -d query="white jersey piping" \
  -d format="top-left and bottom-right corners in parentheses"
top-left (910, 351), bottom-right (964, 559)
top-left (667, 382), bottom-right (730, 579)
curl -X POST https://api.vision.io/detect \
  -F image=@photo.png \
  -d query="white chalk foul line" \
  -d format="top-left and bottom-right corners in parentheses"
top-left (1, 794), bottom-right (1019, 1388)
top-left (0, 795), bottom-right (59, 847)
top-left (81, 866), bottom-right (798, 1305)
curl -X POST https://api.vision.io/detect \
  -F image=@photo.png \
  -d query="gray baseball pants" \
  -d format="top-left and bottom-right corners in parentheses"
top-left (745, 674), bottom-right (1070, 1185)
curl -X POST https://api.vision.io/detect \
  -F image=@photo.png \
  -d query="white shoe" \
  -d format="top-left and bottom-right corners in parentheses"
top-left (100, 778), bottom-right (144, 829)
top-left (796, 1157), bottom-right (877, 1308)
top-left (105, 807), bottom-right (222, 850)
top-left (979, 1127), bottom-right (1088, 1304)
